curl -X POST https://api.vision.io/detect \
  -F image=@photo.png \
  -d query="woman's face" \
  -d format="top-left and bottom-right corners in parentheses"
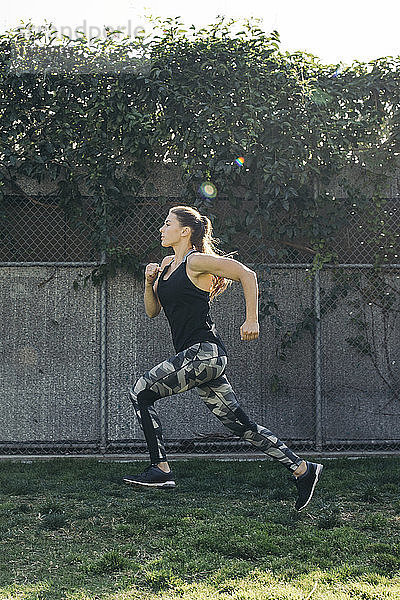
top-left (159, 212), bottom-right (190, 247)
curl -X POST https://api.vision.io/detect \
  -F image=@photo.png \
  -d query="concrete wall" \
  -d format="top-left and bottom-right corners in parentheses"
top-left (1, 264), bottom-right (399, 454)
top-left (1, 164), bottom-right (399, 453)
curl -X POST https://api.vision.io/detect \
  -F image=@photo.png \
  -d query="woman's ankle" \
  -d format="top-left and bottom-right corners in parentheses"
top-left (293, 460), bottom-right (307, 478)
top-left (157, 461), bottom-right (170, 473)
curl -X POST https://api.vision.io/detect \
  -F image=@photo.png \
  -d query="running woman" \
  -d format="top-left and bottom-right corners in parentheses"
top-left (124, 205), bottom-right (323, 511)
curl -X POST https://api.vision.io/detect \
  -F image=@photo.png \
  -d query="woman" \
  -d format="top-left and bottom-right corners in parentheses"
top-left (124, 205), bottom-right (323, 511)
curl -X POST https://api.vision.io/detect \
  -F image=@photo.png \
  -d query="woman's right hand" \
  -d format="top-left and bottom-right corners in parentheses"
top-left (145, 262), bottom-right (162, 284)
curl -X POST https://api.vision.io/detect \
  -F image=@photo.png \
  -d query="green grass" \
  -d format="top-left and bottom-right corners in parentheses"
top-left (0, 457), bottom-right (399, 599)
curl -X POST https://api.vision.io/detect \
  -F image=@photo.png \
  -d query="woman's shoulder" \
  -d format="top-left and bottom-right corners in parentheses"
top-left (186, 251), bottom-right (219, 272)
top-left (187, 252), bottom-right (243, 282)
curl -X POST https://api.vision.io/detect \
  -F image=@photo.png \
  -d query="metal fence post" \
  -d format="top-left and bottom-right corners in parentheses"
top-left (98, 190), bottom-right (109, 454)
top-left (99, 250), bottom-right (108, 454)
top-left (314, 268), bottom-right (323, 451)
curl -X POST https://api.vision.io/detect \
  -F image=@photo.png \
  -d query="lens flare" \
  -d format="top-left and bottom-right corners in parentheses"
top-left (199, 181), bottom-right (217, 199)
top-left (235, 156), bottom-right (245, 166)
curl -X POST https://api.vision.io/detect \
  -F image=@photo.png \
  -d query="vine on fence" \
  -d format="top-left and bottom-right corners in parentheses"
top-left (0, 15), bottom-right (399, 398)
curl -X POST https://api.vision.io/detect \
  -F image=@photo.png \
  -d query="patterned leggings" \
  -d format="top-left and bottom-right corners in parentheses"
top-left (128, 341), bottom-right (303, 472)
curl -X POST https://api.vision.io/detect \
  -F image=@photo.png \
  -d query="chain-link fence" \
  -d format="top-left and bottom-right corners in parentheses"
top-left (2, 193), bottom-right (399, 264)
top-left (1, 193), bottom-right (399, 456)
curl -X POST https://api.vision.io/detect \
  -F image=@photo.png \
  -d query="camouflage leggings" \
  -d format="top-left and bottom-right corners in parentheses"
top-left (128, 341), bottom-right (303, 472)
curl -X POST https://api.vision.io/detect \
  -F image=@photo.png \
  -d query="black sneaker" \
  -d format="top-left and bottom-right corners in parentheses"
top-left (123, 465), bottom-right (176, 488)
top-left (294, 461), bottom-right (323, 511)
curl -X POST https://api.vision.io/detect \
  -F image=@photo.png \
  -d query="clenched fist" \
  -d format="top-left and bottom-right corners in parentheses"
top-left (240, 319), bottom-right (260, 341)
top-left (145, 262), bottom-right (162, 284)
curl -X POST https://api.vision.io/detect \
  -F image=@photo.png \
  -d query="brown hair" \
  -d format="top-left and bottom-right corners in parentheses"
top-left (169, 205), bottom-right (237, 302)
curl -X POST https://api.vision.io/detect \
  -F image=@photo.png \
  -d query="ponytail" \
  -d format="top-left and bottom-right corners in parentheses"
top-left (170, 205), bottom-right (237, 302)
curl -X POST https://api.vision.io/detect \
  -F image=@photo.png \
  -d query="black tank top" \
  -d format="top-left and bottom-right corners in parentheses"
top-left (157, 249), bottom-right (227, 355)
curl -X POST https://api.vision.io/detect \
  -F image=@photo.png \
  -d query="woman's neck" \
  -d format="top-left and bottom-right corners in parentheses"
top-left (173, 247), bottom-right (196, 264)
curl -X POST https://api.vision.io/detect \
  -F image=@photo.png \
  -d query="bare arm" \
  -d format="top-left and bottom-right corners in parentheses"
top-left (144, 256), bottom-right (173, 318)
top-left (188, 254), bottom-right (259, 340)
top-left (144, 280), bottom-right (161, 318)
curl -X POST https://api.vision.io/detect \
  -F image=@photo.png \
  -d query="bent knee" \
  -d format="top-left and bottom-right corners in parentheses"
top-left (129, 375), bottom-right (148, 396)
top-left (128, 376), bottom-right (153, 403)
top-left (136, 388), bottom-right (160, 409)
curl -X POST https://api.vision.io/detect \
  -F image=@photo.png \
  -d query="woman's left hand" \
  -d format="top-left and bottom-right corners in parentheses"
top-left (240, 319), bottom-right (260, 341)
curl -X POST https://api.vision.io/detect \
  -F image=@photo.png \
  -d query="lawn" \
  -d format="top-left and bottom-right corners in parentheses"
top-left (0, 457), bottom-right (399, 599)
